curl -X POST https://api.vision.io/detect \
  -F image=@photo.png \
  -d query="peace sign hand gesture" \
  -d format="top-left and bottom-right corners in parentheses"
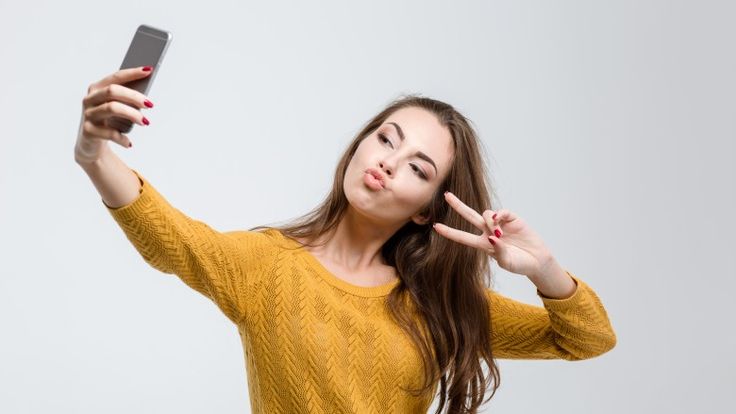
top-left (432, 191), bottom-right (555, 279)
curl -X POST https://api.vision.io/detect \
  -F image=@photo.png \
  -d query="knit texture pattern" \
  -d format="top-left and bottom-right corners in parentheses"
top-left (104, 168), bottom-right (617, 413)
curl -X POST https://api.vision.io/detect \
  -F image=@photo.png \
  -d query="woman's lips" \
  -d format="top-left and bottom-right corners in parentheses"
top-left (364, 172), bottom-right (384, 190)
top-left (365, 168), bottom-right (386, 184)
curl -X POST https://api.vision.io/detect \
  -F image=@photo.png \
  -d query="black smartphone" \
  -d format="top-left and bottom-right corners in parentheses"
top-left (108, 24), bottom-right (173, 133)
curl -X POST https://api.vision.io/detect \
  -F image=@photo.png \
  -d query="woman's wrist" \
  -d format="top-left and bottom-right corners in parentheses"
top-left (527, 257), bottom-right (577, 299)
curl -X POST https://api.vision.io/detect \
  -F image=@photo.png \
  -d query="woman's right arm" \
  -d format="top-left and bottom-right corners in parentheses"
top-left (95, 165), bottom-right (273, 326)
top-left (74, 67), bottom-right (275, 325)
top-left (74, 65), bottom-right (154, 207)
top-left (78, 145), bottom-right (143, 208)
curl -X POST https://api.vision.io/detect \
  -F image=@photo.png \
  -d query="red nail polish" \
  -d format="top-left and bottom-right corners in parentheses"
top-left (488, 236), bottom-right (495, 245)
top-left (492, 213), bottom-right (497, 220)
top-left (494, 229), bottom-right (502, 238)
top-left (142, 117), bottom-right (150, 125)
top-left (144, 99), bottom-right (154, 108)
top-left (142, 66), bottom-right (153, 72)
top-left (128, 142), bottom-right (132, 148)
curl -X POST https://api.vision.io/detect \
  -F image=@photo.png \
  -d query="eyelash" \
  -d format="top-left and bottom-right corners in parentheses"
top-left (377, 133), bottom-right (428, 180)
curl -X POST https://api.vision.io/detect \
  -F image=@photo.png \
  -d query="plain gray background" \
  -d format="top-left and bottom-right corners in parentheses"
top-left (1, 0), bottom-right (734, 412)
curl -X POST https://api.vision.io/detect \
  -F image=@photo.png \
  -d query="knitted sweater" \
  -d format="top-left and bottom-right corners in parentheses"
top-left (104, 168), bottom-right (617, 413)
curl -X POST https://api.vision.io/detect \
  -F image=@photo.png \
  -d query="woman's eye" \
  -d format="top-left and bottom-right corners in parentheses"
top-left (379, 132), bottom-right (427, 180)
top-left (411, 164), bottom-right (428, 180)
top-left (378, 133), bottom-right (392, 147)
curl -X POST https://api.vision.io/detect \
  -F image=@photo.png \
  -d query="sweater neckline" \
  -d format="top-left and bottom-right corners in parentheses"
top-left (270, 229), bottom-right (401, 298)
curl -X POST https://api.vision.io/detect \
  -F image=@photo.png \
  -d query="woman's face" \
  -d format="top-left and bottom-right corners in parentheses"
top-left (344, 106), bottom-right (455, 226)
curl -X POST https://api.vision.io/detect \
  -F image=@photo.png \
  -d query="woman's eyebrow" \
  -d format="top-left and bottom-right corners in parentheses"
top-left (386, 122), bottom-right (438, 175)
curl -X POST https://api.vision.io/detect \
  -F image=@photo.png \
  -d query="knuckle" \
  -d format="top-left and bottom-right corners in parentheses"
top-left (82, 121), bottom-right (94, 134)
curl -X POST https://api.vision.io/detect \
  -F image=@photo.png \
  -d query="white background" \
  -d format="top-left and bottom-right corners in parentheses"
top-left (1, 0), bottom-right (734, 412)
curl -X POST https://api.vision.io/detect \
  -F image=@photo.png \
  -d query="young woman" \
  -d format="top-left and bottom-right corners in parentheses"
top-left (76, 66), bottom-right (616, 414)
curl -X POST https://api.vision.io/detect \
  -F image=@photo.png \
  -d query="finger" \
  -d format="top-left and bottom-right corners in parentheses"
top-left (494, 208), bottom-right (518, 225)
top-left (482, 210), bottom-right (503, 237)
top-left (443, 192), bottom-right (487, 232)
top-left (83, 83), bottom-right (153, 110)
top-left (434, 222), bottom-right (495, 254)
top-left (81, 120), bottom-right (131, 148)
top-left (84, 101), bottom-right (148, 126)
top-left (88, 66), bottom-right (153, 92)
top-left (487, 233), bottom-right (507, 260)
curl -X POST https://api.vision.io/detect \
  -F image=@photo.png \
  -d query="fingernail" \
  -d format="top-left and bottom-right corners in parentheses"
top-left (444, 191), bottom-right (449, 196)
top-left (142, 117), bottom-right (150, 126)
top-left (494, 229), bottom-right (502, 238)
top-left (492, 213), bottom-right (497, 220)
top-left (143, 99), bottom-right (154, 108)
top-left (128, 142), bottom-right (132, 148)
top-left (142, 66), bottom-right (153, 72)
top-left (488, 236), bottom-right (495, 245)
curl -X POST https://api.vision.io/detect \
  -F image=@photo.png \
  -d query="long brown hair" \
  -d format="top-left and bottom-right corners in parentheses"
top-left (250, 93), bottom-right (501, 413)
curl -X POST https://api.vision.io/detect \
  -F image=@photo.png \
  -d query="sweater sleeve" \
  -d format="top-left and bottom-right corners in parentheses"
top-left (487, 270), bottom-right (617, 360)
top-left (103, 168), bottom-right (273, 325)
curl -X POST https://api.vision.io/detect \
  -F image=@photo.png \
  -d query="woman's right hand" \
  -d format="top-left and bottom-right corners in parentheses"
top-left (74, 66), bottom-right (155, 165)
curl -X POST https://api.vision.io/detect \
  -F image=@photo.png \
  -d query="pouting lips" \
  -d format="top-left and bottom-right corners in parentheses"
top-left (365, 168), bottom-right (386, 187)
top-left (364, 172), bottom-right (384, 190)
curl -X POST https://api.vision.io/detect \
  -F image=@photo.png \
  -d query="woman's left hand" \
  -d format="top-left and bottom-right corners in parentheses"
top-left (433, 191), bottom-right (555, 279)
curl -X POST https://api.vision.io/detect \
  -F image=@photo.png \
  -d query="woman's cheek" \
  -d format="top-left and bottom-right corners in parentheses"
top-left (393, 183), bottom-right (424, 208)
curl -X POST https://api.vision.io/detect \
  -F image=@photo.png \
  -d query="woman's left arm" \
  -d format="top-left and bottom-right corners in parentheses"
top-left (486, 268), bottom-right (617, 360)
top-left (434, 191), bottom-right (617, 360)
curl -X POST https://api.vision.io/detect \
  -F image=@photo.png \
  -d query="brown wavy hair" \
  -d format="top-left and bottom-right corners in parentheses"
top-left (249, 93), bottom-right (501, 413)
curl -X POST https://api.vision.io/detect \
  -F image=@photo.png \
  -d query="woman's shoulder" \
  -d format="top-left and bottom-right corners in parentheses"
top-left (231, 227), bottom-right (306, 254)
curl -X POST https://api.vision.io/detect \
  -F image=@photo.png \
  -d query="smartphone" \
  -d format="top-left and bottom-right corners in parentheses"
top-left (108, 24), bottom-right (173, 134)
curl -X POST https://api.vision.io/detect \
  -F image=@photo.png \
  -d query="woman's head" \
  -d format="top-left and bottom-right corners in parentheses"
top-left (253, 93), bottom-right (501, 413)
top-left (343, 105), bottom-right (455, 229)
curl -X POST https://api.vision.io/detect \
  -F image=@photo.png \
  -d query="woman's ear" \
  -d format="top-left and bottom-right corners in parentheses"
top-left (411, 211), bottom-right (431, 226)
top-left (411, 197), bottom-right (435, 226)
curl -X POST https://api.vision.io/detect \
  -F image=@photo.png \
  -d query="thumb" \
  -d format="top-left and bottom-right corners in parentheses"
top-left (487, 234), bottom-right (508, 262)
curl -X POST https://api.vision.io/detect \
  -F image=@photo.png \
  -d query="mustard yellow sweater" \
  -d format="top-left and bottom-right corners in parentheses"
top-left (104, 168), bottom-right (617, 413)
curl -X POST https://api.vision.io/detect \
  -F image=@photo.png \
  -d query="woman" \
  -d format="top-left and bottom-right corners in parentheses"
top-left (76, 66), bottom-right (616, 413)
